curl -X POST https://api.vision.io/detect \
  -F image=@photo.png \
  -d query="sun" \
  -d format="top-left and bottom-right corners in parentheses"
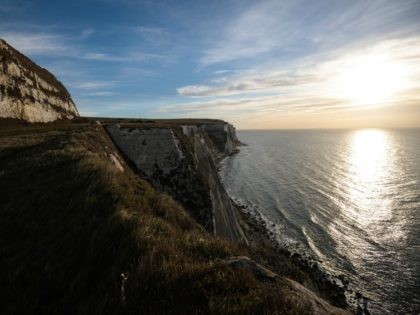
top-left (331, 53), bottom-right (409, 106)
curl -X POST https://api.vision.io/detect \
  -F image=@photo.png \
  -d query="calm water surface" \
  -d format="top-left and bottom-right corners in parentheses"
top-left (220, 129), bottom-right (420, 314)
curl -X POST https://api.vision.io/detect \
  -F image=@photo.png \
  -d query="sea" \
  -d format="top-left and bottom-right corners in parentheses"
top-left (220, 129), bottom-right (420, 315)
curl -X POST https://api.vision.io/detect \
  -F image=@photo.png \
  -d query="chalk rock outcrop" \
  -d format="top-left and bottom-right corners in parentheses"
top-left (106, 122), bottom-right (247, 244)
top-left (223, 256), bottom-right (350, 314)
top-left (0, 39), bottom-right (79, 122)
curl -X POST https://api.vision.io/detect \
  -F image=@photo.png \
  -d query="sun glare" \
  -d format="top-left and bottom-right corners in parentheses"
top-left (345, 129), bottom-right (394, 225)
top-left (331, 53), bottom-right (409, 106)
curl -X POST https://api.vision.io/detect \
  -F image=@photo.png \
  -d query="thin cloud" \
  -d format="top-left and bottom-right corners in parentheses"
top-left (134, 25), bottom-right (169, 45)
top-left (84, 91), bottom-right (117, 97)
top-left (213, 70), bottom-right (233, 75)
top-left (80, 28), bottom-right (95, 39)
top-left (0, 30), bottom-right (167, 63)
top-left (82, 52), bottom-right (124, 61)
top-left (82, 50), bottom-right (165, 62)
top-left (156, 95), bottom-right (350, 115)
top-left (177, 73), bottom-right (315, 97)
top-left (0, 32), bottom-right (75, 56)
top-left (172, 36), bottom-right (420, 120)
top-left (199, 0), bottom-right (420, 67)
top-left (200, 1), bottom-right (294, 66)
top-left (70, 81), bottom-right (117, 90)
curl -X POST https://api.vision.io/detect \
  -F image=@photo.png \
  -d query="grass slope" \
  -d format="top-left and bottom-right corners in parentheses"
top-left (0, 121), bottom-right (311, 314)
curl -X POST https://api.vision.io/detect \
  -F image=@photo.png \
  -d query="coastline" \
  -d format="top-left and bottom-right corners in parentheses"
top-left (231, 197), bottom-right (371, 315)
top-left (219, 151), bottom-right (370, 315)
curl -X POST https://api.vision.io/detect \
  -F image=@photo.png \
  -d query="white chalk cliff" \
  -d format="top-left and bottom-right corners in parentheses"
top-left (0, 39), bottom-right (79, 122)
top-left (106, 123), bottom-right (247, 244)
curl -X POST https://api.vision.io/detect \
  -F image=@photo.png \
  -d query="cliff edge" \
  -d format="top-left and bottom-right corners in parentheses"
top-left (105, 121), bottom-right (247, 244)
top-left (0, 39), bottom-right (79, 122)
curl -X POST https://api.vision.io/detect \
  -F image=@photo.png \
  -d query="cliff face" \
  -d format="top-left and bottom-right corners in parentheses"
top-left (106, 122), bottom-right (247, 244)
top-left (0, 39), bottom-right (79, 122)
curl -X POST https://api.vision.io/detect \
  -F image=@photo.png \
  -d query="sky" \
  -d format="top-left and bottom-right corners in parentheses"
top-left (1, 0), bottom-right (420, 129)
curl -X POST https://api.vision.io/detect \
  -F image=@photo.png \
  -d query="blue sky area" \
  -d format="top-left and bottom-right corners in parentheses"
top-left (1, 0), bottom-right (420, 128)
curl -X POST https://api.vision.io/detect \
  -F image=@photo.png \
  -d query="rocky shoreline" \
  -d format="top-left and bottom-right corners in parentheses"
top-left (217, 143), bottom-right (370, 314)
top-left (230, 196), bottom-right (371, 315)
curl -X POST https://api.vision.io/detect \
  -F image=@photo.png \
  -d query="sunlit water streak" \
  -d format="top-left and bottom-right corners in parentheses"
top-left (220, 129), bottom-right (420, 314)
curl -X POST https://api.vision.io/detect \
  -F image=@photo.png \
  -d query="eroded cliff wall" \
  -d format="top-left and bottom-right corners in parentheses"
top-left (0, 39), bottom-right (79, 122)
top-left (106, 122), bottom-right (247, 244)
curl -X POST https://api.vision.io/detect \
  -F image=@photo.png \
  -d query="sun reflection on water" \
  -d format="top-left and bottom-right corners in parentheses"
top-left (345, 129), bottom-right (395, 226)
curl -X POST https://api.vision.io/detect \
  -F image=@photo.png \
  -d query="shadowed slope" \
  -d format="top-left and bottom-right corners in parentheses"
top-left (0, 121), bottom-right (349, 314)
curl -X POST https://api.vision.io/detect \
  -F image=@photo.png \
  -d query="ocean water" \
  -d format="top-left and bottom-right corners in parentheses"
top-left (220, 129), bottom-right (420, 315)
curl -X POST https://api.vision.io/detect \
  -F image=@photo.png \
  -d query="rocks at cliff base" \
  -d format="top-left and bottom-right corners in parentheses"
top-left (282, 278), bottom-right (352, 315)
top-left (0, 39), bottom-right (79, 122)
top-left (222, 256), bottom-right (351, 315)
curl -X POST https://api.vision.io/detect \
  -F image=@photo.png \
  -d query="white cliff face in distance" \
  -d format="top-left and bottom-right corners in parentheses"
top-left (106, 122), bottom-right (247, 245)
top-left (0, 39), bottom-right (79, 122)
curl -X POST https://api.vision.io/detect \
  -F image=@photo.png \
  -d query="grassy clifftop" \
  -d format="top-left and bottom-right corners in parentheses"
top-left (0, 120), bottom-right (348, 314)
